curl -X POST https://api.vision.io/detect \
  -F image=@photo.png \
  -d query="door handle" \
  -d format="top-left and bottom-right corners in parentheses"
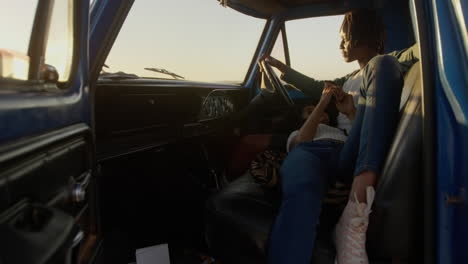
top-left (72, 230), bottom-right (84, 248)
top-left (71, 170), bottom-right (92, 203)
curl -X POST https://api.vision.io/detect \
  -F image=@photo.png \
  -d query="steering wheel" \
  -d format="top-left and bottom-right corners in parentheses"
top-left (260, 60), bottom-right (295, 106)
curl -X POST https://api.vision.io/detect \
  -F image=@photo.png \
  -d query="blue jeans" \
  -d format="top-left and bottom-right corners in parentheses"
top-left (268, 55), bottom-right (404, 264)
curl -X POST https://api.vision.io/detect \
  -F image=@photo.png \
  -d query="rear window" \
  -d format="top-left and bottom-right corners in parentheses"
top-left (286, 16), bottom-right (357, 80)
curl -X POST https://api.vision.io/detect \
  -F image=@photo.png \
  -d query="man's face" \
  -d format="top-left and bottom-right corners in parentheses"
top-left (340, 28), bottom-right (354, 62)
top-left (339, 22), bottom-right (369, 63)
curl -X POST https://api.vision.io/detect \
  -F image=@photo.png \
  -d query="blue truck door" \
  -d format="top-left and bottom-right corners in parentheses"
top-left (431, 0), bottom-right (468, 263)
top-left (0, 1), bottom-right (93, 263)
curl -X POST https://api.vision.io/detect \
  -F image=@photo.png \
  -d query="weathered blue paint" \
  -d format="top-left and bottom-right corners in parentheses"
top-left (0, 1), bottom-right (90, 143)
top-left (431, 0), bottom-right (468, 263)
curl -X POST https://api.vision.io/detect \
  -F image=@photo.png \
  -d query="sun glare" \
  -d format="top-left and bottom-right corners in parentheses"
top-left (0, 49), bottom-right (29, 80)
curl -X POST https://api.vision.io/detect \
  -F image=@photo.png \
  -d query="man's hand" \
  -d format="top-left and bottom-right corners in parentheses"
top-left (322, 81), bottom-right (356, 120)
top-left (258, 54), bottom-right (286, 73)
top-left (335, 93), bottom-right (356, 120)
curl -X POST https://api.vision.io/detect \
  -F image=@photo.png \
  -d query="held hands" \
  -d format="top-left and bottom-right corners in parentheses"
top-left (336, 93), bottom-right (356, 120)
top-left (319, 85), bottom-right (335, 106)
top-left (323, 81), bottom-right (356, 120)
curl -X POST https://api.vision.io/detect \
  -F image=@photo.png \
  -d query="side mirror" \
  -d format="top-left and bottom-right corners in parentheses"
top-left (40, 64), bottom-right (59, 83)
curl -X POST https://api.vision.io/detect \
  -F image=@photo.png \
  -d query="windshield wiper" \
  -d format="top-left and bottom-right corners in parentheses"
top-left (144, 67), bottom-right (185, 80)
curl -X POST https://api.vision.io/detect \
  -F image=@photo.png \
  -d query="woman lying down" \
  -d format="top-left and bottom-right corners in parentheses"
top-left (284, 82), bottom-right (375, 264)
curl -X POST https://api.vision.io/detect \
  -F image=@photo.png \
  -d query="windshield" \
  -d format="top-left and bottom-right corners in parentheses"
top-left (104, 0), bottom-right (265, 83)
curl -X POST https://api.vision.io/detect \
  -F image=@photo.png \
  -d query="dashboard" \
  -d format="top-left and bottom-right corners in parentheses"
top-left (94, 82), bottom-right (247, 160)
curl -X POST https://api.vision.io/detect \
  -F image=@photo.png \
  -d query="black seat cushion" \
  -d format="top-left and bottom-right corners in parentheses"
top-left (205, 174), bottom-right (279, 264)
top-left (206, 173), bottom-right (342, 264)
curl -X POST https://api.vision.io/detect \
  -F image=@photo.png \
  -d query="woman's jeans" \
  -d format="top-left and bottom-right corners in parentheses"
top-left (268, 55), bottom-right (404, 264)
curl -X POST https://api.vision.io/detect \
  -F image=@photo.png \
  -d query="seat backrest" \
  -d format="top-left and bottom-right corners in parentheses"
top-left (367, 62), bottom-right (423, 261)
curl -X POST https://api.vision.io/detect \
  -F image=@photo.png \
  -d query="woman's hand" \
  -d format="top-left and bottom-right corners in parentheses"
top-left (258, 54), bottom-right (287, 73)
top-left (319, 86), bottom-right (335, 106)
top-left (318, 81), bottom-right (341, 108)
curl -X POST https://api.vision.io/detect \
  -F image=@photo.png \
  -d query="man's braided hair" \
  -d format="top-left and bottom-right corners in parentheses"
top-left (341, 9), bottom-right (386, 54)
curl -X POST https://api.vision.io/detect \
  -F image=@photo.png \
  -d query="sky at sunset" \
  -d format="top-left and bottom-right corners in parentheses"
top-left (1, 0), bottom-right (37, 55)
top-left (2, 0), bottom-right (359, 83)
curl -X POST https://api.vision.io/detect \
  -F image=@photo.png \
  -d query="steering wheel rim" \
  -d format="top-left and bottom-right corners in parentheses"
top-left (260, 61), bottom-right (295, 106)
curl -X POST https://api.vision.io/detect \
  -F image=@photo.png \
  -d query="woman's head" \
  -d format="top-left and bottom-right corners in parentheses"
top-left (339, 9), bottom-right (385, 63)
top-left (302, 105), bottom-right (331, 125)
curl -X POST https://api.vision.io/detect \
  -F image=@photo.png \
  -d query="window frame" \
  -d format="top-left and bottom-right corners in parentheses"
top-left (0, 0), bottom-right (81, 91)
top-left (266, 20), bottom-right (291, 67)
top-left (243, 18), bottom-right (274, 87)
top-left (280, 23), bottom-right (291, 67)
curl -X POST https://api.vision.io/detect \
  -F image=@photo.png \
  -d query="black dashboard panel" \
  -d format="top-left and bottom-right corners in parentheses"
top-left (94, 79), bottom-right (249, 160)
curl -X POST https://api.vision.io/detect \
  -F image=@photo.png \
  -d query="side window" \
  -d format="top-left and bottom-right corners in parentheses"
top-left (271, 29), bottom-right (287, 65)
top-left (0, 0), bottom-right (75, 84)
top-left (270, 26), bottom-right (289, 77)
top-left (285, 16), bottom-right (357, 81)
top-left (105, 0), bottom-right (265, 84)
top-left (0, 0), bottom-right (38, 80)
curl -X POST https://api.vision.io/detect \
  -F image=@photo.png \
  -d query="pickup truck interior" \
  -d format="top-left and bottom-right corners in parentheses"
top-left (5, 0), bottom-right (466, 262)
top-left (92, 0), bottom-right (428, 263)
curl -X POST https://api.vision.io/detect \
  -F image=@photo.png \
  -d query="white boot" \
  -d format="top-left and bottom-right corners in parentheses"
top-left (334, 186), bottom-right (375, 264)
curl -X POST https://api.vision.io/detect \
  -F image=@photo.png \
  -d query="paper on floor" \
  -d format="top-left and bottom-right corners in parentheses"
top-left (136, 243), bottom-right (170, 264)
